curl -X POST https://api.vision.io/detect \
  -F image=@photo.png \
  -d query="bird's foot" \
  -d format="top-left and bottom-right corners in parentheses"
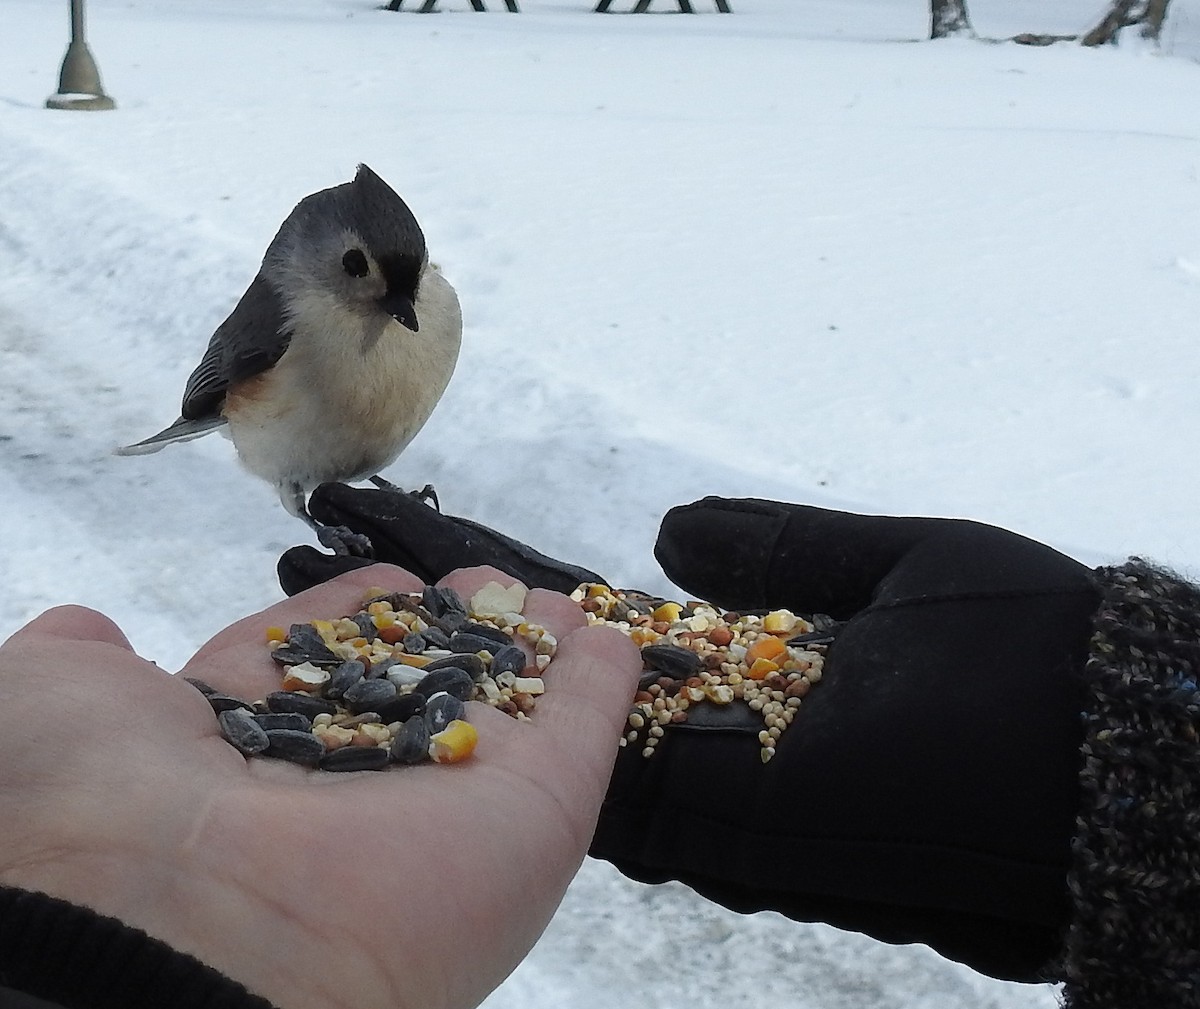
top-left (369, 476), bottom-right (440, 512)
top-left (412, 483), bottom-right (440, 512)
top-left (316, 523), bottom-right (375, 558)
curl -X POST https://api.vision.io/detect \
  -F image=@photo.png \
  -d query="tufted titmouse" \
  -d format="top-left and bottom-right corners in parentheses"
top-left (117, 164), bottom-right (463, 553)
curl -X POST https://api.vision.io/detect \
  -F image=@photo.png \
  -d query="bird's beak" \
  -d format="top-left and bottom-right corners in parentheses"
top-left (380, 290), bottom-right (419, 332)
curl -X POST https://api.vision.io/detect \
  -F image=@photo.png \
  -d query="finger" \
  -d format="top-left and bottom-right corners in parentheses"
top-left (0, 608), bottom-right (206, 736)
top-left (307, 482), bottom-right (605, 593)
top-left (277, 547), bottom-right (376, 596)
top-left (522, 587), bottom-right (587, 638)
top-left (655, 497), bottom-right (946, 617)
top-left (436, 568), bottom-right (629, 803)
top-left (2, 605), bottom-right (134, 652)
top-left (183, 564), bottom-right (424, 696)
top-left (656, 498), bottom-right (1092, 617)
top-left (491, 624), bottom-right (641, 825)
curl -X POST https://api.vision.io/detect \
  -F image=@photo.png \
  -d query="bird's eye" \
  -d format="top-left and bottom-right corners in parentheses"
top-left (342, 249), bottom-right (369, 278)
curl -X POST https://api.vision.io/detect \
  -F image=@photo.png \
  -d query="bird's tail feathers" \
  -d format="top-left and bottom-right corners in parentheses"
top-left (114, 415), bottom-right (226, 456)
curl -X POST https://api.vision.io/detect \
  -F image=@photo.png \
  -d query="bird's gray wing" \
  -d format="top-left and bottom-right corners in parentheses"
top-left (181, 273), bottom-right (293, 421)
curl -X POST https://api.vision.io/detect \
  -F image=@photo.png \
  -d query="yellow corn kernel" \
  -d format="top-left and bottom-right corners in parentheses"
top-left (651, 602), bottom-right (683, 623)
top-left (747, 657), bottom-right (780, 680)
top-left (265, 625), bottom-right (287, 643)
top-left (629, 626), bottom-right (660, 646)
top-left (334, 618), bottom-right (361, 640)
top-left (371, 610), bottom-right (397, 629)
top-left (394, 653), bottom-right (432, 668)
top-left (762, 610), bottom-right (797, 635)
top-left (310, 618), bottom-right (336, 640)
top-left (746, 635), bottom-right (787, 663)
top-left (368, 601), bottom-right (392, 617)
top-left (586, 583), bottom-right (612, 598)
top-left (429, 720), bottom-right (478, 764)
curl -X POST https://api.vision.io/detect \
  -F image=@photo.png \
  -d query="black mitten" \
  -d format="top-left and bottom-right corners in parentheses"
top-left (276, 482), bottom-right (603, 596)
top-left (590, 496), bottom-right (1100, 983)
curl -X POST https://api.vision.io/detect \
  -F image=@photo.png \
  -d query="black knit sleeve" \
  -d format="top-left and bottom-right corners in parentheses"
top-left (0, 886), bottom-right (277, 1009)
top-left (1051, 560), bottom-right (1200, 1007)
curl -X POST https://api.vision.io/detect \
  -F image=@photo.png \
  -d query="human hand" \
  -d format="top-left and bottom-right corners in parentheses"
top-left (277, 488), bottom-right (1106, 982)
top-left (593, 496), bottom-right (1100, 982)
top-left (0, 565), bottom-right (640, 1009)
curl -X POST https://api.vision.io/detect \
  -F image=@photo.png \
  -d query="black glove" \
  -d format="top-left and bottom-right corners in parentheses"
top-left (590, 497), bottom-right (1103, 983)
top-left (277, 482), bottom-right (604, 597)
top-left (278, 487), bottom-right (1099, 982)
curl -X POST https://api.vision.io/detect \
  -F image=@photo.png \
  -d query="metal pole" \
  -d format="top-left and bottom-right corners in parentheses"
top-left (46, 0), bottom-right (116, 111)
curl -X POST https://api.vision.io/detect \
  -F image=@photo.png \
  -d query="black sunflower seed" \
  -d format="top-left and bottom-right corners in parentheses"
top-left (640, 644), bottom-right (704, 680)
top-left (207, 693), bottom-right (256, 714)
top-left (425, 692), bottom-right (466, 733)
top-left (324, 659), bottom-right (366, 700)
top-left (320, 746), bottom-right (390, 772)
top-left (343, 678), bottom-right (397, 714)
top-left (422, 585), bottom-right (466, 618)
top-left (270, 624), bottom-right (341, 667)
top-left (423, 653), bottom-right (485, 680)
top-left (218, 709), bottom-right (270, 755)
top-left (414, 666), bottom-right (475, 702)
top-left (265, 691), bottom-right (337, 718)
top-left (253, 711), bottom-right (312, 731)
top-left (488, 645), bottom-right (526, 679)
top-left (390, 715), bottom-right (431, 764)
top-left (264, 728), bottom-right (325, 766)
top-left (375, 692), bottom-right (426, 724)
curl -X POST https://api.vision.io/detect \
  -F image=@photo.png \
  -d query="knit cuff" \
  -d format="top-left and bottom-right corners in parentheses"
top-left (0, 886), bottom-right (277, 1009)
top-left (1054, 560), bottom-right (1200, 1007)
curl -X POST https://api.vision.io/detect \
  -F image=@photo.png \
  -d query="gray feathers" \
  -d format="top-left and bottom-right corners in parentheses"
top-left (270, 164), bottom-right (426, 282)
top-left (181, 274), bottom-right (292, 422)
top-left (114, 274), bottom-right (290, 454)
top-left (113, 414), bottom-right (227, 455)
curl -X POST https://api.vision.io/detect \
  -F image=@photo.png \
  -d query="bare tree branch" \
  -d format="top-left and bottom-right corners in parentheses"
top-left (1142, 0), bottom-right (1170, 40)
top-left (1081, 0), bottom-right (1172, 46)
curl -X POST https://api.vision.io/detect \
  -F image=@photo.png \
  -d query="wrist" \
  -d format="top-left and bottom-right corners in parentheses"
top-left (1053, 559), bottom-right (1200, 1006)
top-left (0, 885), bottom-right (277, 1009)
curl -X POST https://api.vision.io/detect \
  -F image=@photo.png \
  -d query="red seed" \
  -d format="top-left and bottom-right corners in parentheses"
top-left (707, 627), bottom-right (733, 647)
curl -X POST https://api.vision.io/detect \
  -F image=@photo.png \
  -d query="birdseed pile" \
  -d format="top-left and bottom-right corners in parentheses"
top-left (193, 580), bottom-right (828, 771)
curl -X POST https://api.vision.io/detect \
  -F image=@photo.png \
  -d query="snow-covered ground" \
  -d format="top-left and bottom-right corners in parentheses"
top-left (3, 0), bottom-right (1200, 1005)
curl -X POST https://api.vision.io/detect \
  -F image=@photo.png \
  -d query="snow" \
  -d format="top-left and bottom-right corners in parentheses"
top-left (3, 0), bottom-right (1200, 1005)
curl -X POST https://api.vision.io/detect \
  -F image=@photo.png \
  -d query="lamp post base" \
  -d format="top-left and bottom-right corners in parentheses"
top-left (46, 92), bottom-right (116, 111)
top-left (47, 35), bottom-right (115, 111)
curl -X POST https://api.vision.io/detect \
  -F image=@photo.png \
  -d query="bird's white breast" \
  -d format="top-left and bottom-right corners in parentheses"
top-left (224, 265), bottom-right (462, 493)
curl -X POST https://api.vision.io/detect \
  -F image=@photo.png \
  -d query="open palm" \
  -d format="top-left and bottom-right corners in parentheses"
top-left (0, 564), bottom-right (640, 1009)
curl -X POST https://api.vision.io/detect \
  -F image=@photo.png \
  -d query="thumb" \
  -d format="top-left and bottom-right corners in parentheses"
top-left (654, 498), bottom-right (946, 617)
top-left (4, 605), bottom-right (134, 651)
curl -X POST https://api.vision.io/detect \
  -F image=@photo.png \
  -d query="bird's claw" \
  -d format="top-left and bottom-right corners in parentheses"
top-left (368, 476), bottom-right (440, 513)
top-left (316, 523), bottom-right (375, 558)
top-left (411, 483), bottom-right (440, 512)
